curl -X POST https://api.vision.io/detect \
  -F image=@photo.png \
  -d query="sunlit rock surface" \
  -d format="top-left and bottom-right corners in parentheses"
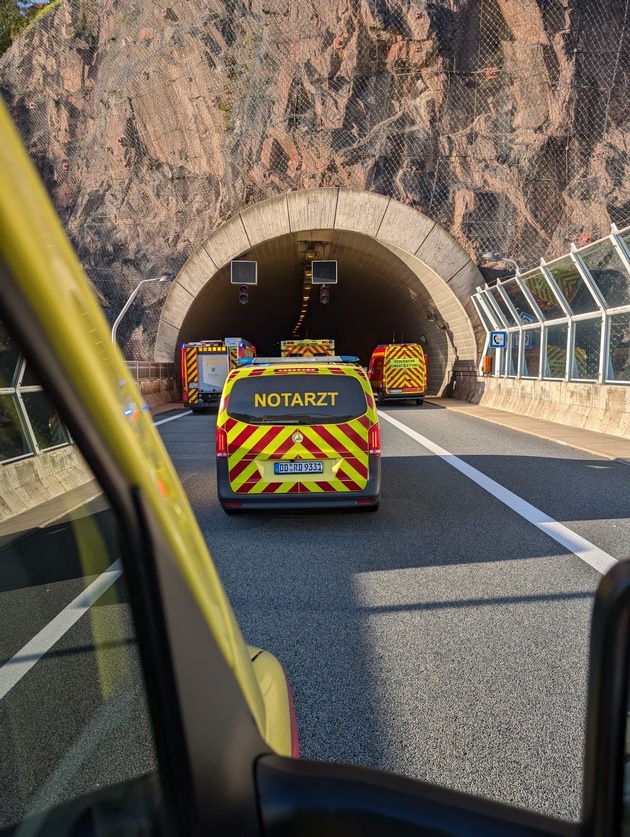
top-left (1, 0), bottom-right (628, 356)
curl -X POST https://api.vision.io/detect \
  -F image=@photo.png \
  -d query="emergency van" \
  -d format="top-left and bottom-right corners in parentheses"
top-left (368, 342), bottom-right (428, 405)
top-left (216, 356), bottom-right (380, 511)
top-left (280, 338), bottom-right (335, 357)
top-left (181, 338), bottom-right (255, 410)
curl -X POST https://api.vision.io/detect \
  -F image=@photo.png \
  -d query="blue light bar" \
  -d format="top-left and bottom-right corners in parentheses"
top-left (339, 356), bottom-right (359, 362)
top-left (236, 357), bottom-right (256, 365)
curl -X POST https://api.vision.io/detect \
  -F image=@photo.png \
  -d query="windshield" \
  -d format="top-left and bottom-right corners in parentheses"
top-left (227, 373), bottom-right (367, 424)
top-left (2, 1), bottom-right (630, 831)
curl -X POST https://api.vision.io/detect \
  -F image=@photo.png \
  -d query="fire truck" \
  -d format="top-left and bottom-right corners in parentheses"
top-left (181, 338), bottom-right (256, 411)
top-left (280, 338), bottom-right (335, 357)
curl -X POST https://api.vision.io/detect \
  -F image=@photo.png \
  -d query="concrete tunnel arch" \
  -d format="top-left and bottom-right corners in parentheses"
top-left (155, 188), bottom-right (485, 394)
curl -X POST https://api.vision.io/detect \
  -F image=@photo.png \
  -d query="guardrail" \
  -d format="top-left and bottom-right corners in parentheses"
top-left (126, 361), bottom-right (176, 381)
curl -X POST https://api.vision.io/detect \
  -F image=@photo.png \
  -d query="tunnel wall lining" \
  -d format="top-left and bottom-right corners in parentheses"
top-left (155, 188), bottom-right (484, 386)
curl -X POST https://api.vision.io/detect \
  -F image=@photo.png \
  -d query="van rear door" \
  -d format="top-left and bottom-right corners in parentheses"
top-left (224, 371), bottom-right (371, 494)
top-left (383, 345), bottom-right (427, 395)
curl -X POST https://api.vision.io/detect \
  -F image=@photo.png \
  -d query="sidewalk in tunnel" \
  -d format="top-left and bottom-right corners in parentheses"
top-left (427, 397), bottom-right (630, 467)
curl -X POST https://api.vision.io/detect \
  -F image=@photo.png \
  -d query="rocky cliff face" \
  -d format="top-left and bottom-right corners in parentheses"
top-left (1, 0), bottom-right (629, 356)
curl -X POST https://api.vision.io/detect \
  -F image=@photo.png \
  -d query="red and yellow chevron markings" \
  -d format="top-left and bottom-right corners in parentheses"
top-left (184, 346), bottom-right (199, 403)
top-left (218, 363), bottom-right (376, 496)
top-left (384, 344), bottom-right (426, 392)
top-left (280, 339), bottom-right (335, 357)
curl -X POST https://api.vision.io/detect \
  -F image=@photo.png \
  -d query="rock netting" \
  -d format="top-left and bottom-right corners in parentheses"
top-left (1, 0), bottom-right (629, 357)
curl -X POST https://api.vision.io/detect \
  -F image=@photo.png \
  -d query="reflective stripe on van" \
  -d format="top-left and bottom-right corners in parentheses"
top-left (217, 364), bottom-right (376, 496)
top-left (225, 416), bottom-right (370, 494)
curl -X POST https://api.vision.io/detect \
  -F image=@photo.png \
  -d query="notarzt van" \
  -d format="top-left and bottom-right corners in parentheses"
top-left (216, 357), bottom-right (381, 512)
top-left (368, 342), bottom-right (428, 405)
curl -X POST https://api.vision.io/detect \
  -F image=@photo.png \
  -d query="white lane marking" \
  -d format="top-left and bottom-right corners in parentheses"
top-left (154, 410), bottom-right (192, 425)
top-left (379, 410), bottom-right (618, 575)
top-left (0, 560), bottom-right (122, 699)
top-left (0, 408), bottom-right (189, 697)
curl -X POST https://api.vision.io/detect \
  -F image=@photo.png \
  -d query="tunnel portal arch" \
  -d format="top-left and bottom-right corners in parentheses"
top-left (155, 188), bottom-right (485, 393)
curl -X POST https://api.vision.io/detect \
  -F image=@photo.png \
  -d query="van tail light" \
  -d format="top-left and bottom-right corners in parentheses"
top-left (216, 425), bottom-right (228, 459)
top-left (368, 423), bottom-right (381, 457)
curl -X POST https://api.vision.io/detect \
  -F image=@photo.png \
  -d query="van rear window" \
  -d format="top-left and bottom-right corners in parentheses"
top-left (227, 374), bottom-right (367, 424)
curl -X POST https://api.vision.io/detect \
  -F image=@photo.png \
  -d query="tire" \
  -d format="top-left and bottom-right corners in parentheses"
top-left (222, 507), bottom-right (238, 515)
top-left (362, 502), bottom-right (380, 513)
top-left (415, 398), bottom-right (424, 406)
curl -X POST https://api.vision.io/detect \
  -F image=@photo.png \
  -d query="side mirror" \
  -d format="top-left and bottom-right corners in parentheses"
top-left (582, 558), bottom-right (630, 835)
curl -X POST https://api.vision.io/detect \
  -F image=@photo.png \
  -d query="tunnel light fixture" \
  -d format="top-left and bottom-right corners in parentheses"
top-left (305, 248), bottom-right (316, 260)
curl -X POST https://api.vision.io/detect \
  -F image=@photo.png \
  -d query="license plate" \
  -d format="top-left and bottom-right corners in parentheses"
top-left (389, 388), bottom-right (402, 393)
top-left (274, 461), bottom-right (324, 475)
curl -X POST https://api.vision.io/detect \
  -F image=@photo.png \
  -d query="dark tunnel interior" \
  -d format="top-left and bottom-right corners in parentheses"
top-left (178, 230), bottom-right (454, 386)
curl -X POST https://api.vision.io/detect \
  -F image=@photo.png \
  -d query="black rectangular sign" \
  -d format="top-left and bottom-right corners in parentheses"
top-left (311, 260), bottom-right (338, 285)
top-left (230, 260), bottom-right (258, 285)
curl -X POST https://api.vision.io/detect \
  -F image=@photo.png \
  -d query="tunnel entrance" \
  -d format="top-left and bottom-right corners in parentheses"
top-left (156, 188), bottom-right (484, 394)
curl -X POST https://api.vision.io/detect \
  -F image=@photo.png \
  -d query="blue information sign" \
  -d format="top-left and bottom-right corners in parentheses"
top-left (489, 331), bottom-right (507, 349)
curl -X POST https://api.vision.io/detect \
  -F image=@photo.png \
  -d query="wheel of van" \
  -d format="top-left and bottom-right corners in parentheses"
top-left (362, 502), bottom-right (379, 513)
top-left (416, 398), bottom-right (424, 406)
top-left (222, 507), bottom-right (237, 515)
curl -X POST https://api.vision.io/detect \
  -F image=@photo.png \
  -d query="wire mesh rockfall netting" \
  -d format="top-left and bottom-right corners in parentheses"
top-left (1, 0), bottom-right (629, 357)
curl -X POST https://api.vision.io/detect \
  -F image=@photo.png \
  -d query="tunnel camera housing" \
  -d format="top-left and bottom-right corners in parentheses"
top-left (230, 260), bottom-right (258, 285)
top-left (311, 260), bottom-right (337, 285)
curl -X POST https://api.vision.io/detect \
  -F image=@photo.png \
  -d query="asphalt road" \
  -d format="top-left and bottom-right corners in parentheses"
top-left (2, 403), bottom-right (628, 827)
top-left (0, 500), bottom-right (156, 829)
top-left (159, 402), bottom-right (630, 821)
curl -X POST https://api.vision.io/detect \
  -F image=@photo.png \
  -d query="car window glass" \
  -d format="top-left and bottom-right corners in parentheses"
top-left (227, 372), bottom-right (368, 424)
top-left (0, 342), bottom-right (69, 462)
top-left (0, 325), bottom-right (161, 834)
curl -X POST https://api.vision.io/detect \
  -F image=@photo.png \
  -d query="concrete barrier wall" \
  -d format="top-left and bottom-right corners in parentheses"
top-left (454, 374), bottom-right (630, 440)
top-left (0, 375), bottom-right (179, 533)
top-left (0, 446), bottom-right (96, 531)
top-left (137, 376), bottom-right (180, 408)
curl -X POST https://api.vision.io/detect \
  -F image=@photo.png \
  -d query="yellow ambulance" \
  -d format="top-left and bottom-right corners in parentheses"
top-left (280, 338), bottom-right (335, 357)
top-left (216, 356), bottom-right (381, 511)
